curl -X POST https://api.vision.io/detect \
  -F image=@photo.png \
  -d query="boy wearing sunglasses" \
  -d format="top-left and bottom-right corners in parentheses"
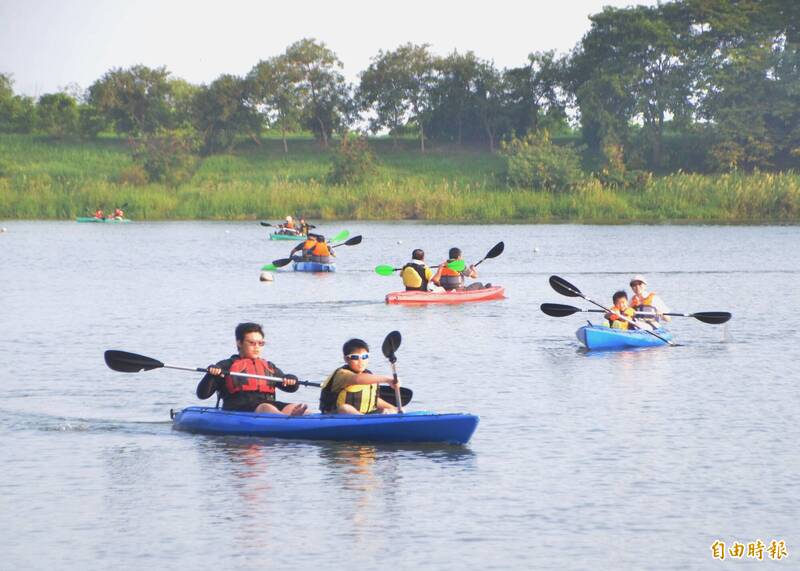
top-left (196, 322), bottom-right (308, 415)
top-left (319, 338), bottom-right (399, 414)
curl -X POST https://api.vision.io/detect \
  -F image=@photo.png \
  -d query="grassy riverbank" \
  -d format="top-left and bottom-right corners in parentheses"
top-left (1, 134), bottom-right (798, 223)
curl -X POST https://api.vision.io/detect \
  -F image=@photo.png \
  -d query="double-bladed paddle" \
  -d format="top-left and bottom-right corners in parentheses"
top-left (261, 235), bottom-right (360, 271)
top-left (103, 349), bottom-right (413, 406)
top-left (260, 221), bottom-right (316, 229)
top-left (548, 275), bottom-right (677, 346)
top-left (381, 330), bottom-right (403, 414)
top-left (374, 259), bottom-right (464, 276)
top-left (540, 302), bottom-right (731, 324)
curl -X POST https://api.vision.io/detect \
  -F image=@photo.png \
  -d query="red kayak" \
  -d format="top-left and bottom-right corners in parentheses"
top-left (385, 286), bottom-right (505, 305)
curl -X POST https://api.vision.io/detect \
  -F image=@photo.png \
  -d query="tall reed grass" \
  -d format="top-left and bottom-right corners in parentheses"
top-left (1, 134), bottom-right (798, 223)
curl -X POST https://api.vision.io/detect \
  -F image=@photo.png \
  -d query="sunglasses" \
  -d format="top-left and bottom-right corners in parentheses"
top-left (243, 340), bottom-right (266, 347)
top-left (346, 353), bottom-right (369, 360)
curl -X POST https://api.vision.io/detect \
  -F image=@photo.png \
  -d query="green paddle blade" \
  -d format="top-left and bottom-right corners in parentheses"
top-left (447, 259), bottom-right (466, 272)
top-left (261, 264), bottom-right (277, 271)
top-left (330, 230), bottom-right (349, 243)
top-left (375, 265), bottom-right (397, 276)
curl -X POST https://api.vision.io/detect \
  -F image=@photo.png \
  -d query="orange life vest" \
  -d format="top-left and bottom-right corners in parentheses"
top-left (631, 292), bottom-right (657, 313)
top-left (312, 242), bottom-right (332, 257)
top-left (223, 358), bottom-right (276, 396)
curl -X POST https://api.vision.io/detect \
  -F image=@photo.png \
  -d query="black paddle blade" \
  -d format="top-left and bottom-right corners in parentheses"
top-left (379, 385), bottom-right (413, 406)
top-left (344, 235), bottom-right (363, 246)
top-left (692, 311), bottom-right (732, 325)
top-left (549, 275), bottom-right (583, 298)
top-left (104, 350), bottom-right (164, 373)
top-left (272, 258), bottom-right (293, 268)
top-left (382, 330), bottom-right (402, 361)
top-left (259, 221), bottom-right (272, 227)
top-left (540, 303), bottom-right (582, 317)
top-left (486, 241), bottom-right (504, 259)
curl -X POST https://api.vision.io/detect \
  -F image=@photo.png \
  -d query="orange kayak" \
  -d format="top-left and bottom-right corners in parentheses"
top-left (385, 286), bottom-right (505, 304)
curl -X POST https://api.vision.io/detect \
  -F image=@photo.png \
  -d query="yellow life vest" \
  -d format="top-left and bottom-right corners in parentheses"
top-left (319, 366), bottom-right (378, 413)
top-left (604, 306), bottom-right (636, 330)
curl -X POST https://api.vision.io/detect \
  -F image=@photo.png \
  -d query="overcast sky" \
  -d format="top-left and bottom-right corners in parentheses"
top-left (1, 0), bottom-right (656, 97)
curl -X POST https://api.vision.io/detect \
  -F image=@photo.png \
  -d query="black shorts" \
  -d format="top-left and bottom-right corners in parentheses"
top-left (222, 400), bottom-right (290, 412)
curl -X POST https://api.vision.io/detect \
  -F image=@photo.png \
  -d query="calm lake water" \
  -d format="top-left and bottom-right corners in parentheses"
top-left (1, 221), bottom-right (798, 570)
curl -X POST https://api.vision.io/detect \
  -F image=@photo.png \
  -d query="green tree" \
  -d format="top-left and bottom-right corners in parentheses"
top-left (568, 5), bottom-right (695, 167)
top-left (472, 60), bottom-right (509, 152)
top-left (37, 92), bottom-right (79, 138)
top-left (88, 65), bottom-right (173, 135)
top-left (192, 74), bottom-right (261, 154)
top-left (248, 55), bottom-right (303, 153)
top-left (0, 73), bottom-right (36, 133)
top-left (361, 43), bottom-right (436, 152)
top-left (504, 51), bottom-right (567, 140)
top-left (432, 50), bottom-right (483, 146)
top-left (284, 38), bottom-right (350, 148)
top-left (359, 48), bottom-right (414, 148)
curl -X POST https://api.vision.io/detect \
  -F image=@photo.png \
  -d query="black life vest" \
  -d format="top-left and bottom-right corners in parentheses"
top-left (402, 261), bottom-right (429, 291)
top-left (319, 365), bottom-right (374, 413)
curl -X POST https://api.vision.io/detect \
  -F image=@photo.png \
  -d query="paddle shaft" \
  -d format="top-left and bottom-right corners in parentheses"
top-left (388, 362), bottom-right (403, 414)
top-left (164, 362), bottom-right (321, 387)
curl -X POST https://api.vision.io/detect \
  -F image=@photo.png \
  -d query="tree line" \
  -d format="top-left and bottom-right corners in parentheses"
top-left (1, 0), bottom-right (798, 174)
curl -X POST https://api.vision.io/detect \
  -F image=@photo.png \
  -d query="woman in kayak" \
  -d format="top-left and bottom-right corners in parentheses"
top-left (602, 290), bottom-right (638, 330)
top-left (401, 249), bottom-right (435, 291)
top-left (319, 339), bottom-right (399, 414)
top-left (93, 208), bottom-right (104, 219)
top-left (629, 275), bottom-right (670, 328)
top-left (196, 322), bottom-right (308, 415)
top-left (433, 247), bottom-right (483, 291)
top-left (112, 207), bottom-right (125, 219)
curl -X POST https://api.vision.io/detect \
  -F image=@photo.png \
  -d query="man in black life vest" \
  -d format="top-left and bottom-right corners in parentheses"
top-left (401, 249), bottom-right (434, 291)
top-left (196, 322), bottom-right (308, 415)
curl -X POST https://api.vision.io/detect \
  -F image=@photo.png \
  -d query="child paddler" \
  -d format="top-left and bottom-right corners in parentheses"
top-left (401, 249), bottom-right (435, 291)
top-left (196, 322), bottom-right (308, 415)
top-left (602, 290), bottom-right (638, 330)
top-left (319, 339), bottom-right (399, 414)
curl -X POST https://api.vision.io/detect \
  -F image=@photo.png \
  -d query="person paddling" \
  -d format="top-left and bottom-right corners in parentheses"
top-left (319, 338), bottom-right (399, 414)
top-left (401, 249), bottom-right (435, 291)
top-left (290, 233), bottom-right (318, 261)
top-left (93, 208), bottom-right (104, 219)
top-left (602, 290), bottom-right (638, 330)
top-left (309, 234), bottom-right (335, 264)
top-left (433, 247), bottom-right (483, 291)
top-left (629, 275), bottom-right (670, 328)
top-left (196, 322), bottom-right (308, 415)
top-left (278, 215), bottom-right (300, 235)
top-left (112, 207), bottom-right (124, 220)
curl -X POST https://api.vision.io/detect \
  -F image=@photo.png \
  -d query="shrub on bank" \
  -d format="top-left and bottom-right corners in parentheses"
top-left (500, 130), bottom-right (585, 192)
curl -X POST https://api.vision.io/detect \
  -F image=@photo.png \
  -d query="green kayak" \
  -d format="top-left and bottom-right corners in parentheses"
top-left (269, 232), bottom-right (305, 240)
top-left (76, 217), bottom-right (131, 223)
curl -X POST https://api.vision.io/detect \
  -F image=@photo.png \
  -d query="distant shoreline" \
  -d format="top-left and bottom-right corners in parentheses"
top-left (1, 135), bottom-right (798, 224)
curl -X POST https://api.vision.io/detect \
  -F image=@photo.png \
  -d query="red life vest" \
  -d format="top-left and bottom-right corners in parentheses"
top-left (312, 241), bottom-right (332, 256)
top-left (223, 358), bottom-right (277, 396)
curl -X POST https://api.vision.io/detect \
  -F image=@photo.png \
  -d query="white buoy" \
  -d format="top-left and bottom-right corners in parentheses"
top-left (259, 271), bottom-right (274, 282)
top-left (397, 240), bottom-right (403, 245)
top-left (533, 247), bottom-right (539, 253)
top-left (0, 227), bottom-right (7, 233)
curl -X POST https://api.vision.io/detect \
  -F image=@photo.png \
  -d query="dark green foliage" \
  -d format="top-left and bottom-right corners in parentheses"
top-left (130, 128), bottom-right (200, 187)
top-left (500, 130), bottom-right (585, 191)
top-left (37, 92), bottom-right (79, 138)
top-left (328, 134), bottom-right (377, 184)
top-left (192, 74), bottom-right (261, 154)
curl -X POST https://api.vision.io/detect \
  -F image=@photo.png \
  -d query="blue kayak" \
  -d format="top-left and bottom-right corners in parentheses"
top-left (576, 323), bottom-right (673, 350)
top-left (293, 261), bottom-right (336, 272)
top-left (172, 406), bottom-right (478, 445)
